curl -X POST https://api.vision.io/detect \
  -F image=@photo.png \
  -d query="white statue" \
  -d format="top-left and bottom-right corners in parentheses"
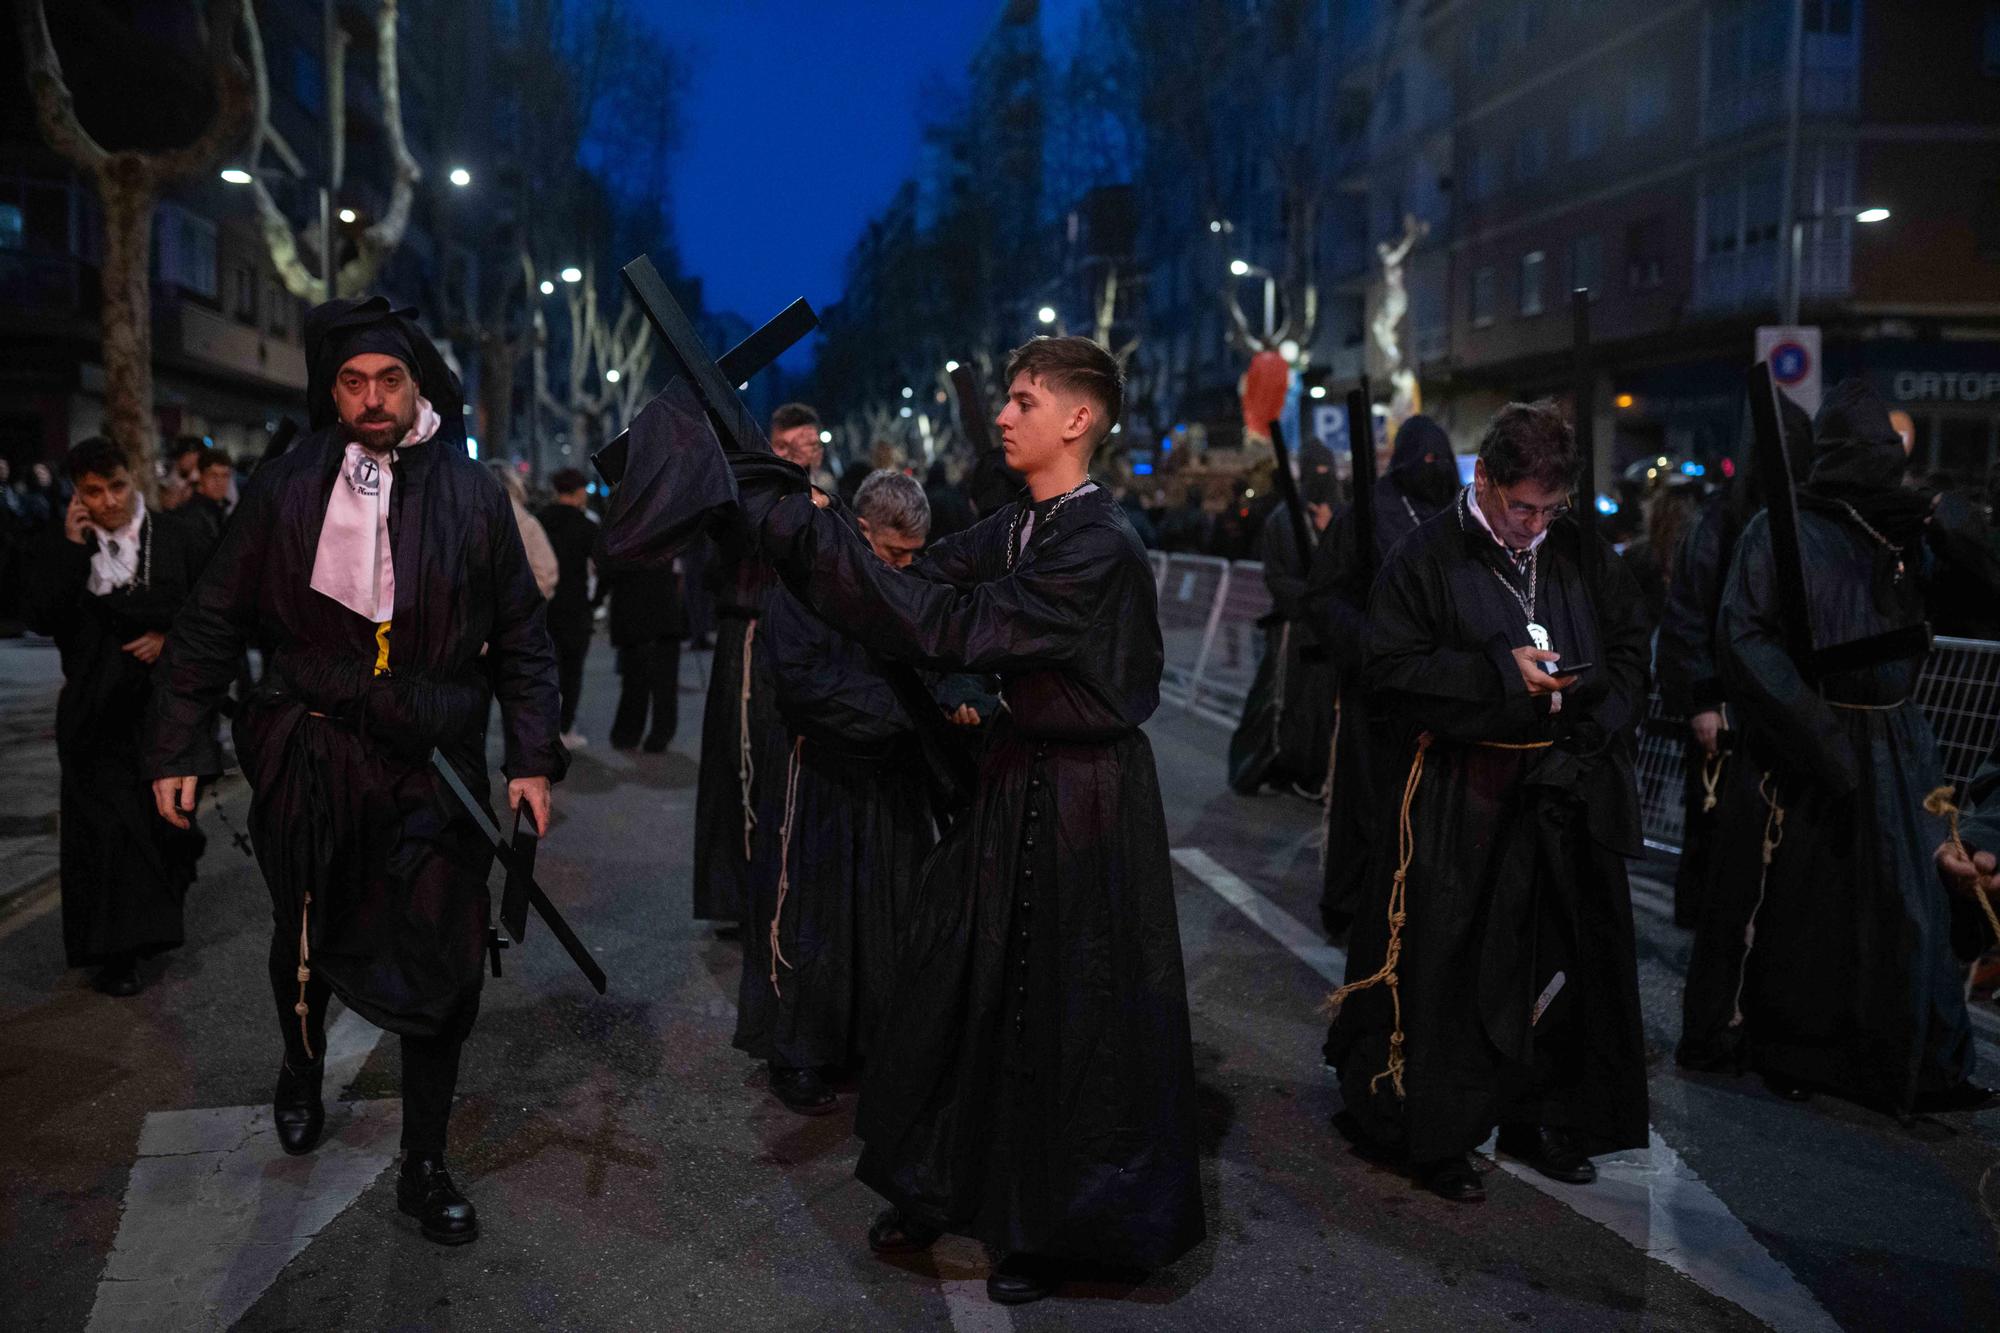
top-left (1372, 213), bottom-right (1429, 431)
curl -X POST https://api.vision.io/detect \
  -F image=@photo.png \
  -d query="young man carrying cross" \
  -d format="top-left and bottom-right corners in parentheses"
top-left (740, 336), bottom-right (1204, 1304)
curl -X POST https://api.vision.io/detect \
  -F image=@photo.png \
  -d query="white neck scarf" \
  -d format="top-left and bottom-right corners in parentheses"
top-left (309, 397), bottom-right (441, 620)
top-left (1463, 482), bottom-right (1547, 558)
top-left (86, 494), bottom-right (147, 596)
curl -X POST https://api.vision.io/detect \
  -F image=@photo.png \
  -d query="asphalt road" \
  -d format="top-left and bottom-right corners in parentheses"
top-left (2, 644), bottom-right (1997, 1331)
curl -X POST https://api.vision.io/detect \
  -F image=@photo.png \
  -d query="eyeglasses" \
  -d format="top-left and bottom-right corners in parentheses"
top-left (1500, 492), bottom-right (1570, 521)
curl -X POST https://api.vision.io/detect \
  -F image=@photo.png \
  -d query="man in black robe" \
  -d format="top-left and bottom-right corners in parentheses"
top-left (538, 468), bottom-right (599, 748)
top-left (741, 337), bottom-right (1203, 1304)
top-left (1229, 440), bottom-right (1337, 796)
top-left (688, 404), bottom-right (821, 933)
top-left (1696, 378), bottom-right (1999, 1113)
top-left (28, 438), bottom-right (207, 996)
top-left (734, 470), bottom-right (960, 1114)
top-left (1324, 401), bottom-right (1651, 1203)
top-left (1308, 415), bottom-right (1460, 939)
top-left (145, 296), bottom-right (566, 1245)
top-left (602, 553), bottom-right (684, 752)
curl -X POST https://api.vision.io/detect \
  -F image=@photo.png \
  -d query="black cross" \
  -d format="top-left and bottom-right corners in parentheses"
top-left (590, 255), bottom-right (818, 485)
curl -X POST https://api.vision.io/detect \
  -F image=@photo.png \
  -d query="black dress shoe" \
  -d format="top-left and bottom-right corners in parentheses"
top-left (396, 1152), bottom-right (479, 1245)
top-left (273, 1058), bottom-right (326, 1156)
top-left (769, 1064), bottom-right (837, 1116)
top-left (1497, 1125), bottom-right (1598, 1184)
top-left (866, 1206), bottom-right (942, 1255)
top-left (1762, 1074), bottom-right (1812, 1103)
top-left (1418, 1153), bottom-right (1486, 1202)
top-left (642, 733), bottom-right (672, 753)
top-left (1913, 1082), bottom-right (1999, 1113)
top-left (986, 1253), bottom-right (1063, 1305)
top-left (92, 954), bottom-right (142, 997)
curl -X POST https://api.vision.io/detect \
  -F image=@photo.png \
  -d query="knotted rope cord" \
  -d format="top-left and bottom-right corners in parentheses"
top-left (1322, 733), bottom-right (1431, 1097)
top-left (1728, 771), bottom-right (1786, 1029)
top-left (1700, 752), bottom-right (1725, 813)
top-left (766, 737), bottom-right (804, 997)
top-left (294, 891), bottom-right (315, 1060)
top-left (739, 618), bottom-right (759, 861)
top-left (1927, 785), bottom-right (2000, 945)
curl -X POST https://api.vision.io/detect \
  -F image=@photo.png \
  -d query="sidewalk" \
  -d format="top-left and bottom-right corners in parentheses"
top-left (0, 636), bottom-right (63, 907)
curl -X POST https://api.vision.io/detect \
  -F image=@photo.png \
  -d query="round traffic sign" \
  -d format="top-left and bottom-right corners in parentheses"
top-left (1770, 341), bottom-right (1812, 385)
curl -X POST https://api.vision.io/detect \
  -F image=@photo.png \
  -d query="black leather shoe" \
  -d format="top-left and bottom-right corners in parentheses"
top-left (769, 1064), bottom-right (837, 1116)
top-left (642, 733), bottom-right (672, 753)
top-left (986, 1253), bottom-right (1063, 1305)
top-left (273, 1058), bottom-right (326, 1156)
top-left (1418, 1153), bottom-right (1486, 1202)
top-left (1913, 1082), bottom-right (1998, 1113)
top-left (866, 1206), bottom-right (942, 1255)
top-left (92, 955), bottom-right (142, 997)
top-left (1762, 1074), bottom-right (1812, 1103)
top-left (396, 1153), bottom-right (479, 1245)
top-left (1497, 1125), bottom-right (1598, 1184)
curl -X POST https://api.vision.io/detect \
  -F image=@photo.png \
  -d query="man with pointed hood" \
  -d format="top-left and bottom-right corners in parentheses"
top-left (1699, 377), bottom-right (2000, 1114)
top-left (144, 296), bottom-right (566, 1244)
top-left (1307, 414), bottom-right (1461, 938)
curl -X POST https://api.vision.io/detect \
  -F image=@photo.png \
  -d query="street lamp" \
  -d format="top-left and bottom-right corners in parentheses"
top-left (605, 368), bottom-right (621, 384)
top-left (901, 386), bottom-right (914, 399)
top-left (560, 266), bottom-right (583, 284)
top-left (944, 359), bottom-right (959, 373)
top-left (1309, 385), bottom-right (1327, 400)
top-left (219, 167), bottom-right (253, 185)
top-left (539, 280), bottom-right (555, 296)
top-left (1037, 305), bottom-right (1058, 325)
top-left (337, 208), bottom-right (357, 224)
top-left (819, 429), bottom-right (832, 444)
top-left (1786, 204), bottom-right (1890, 324)
top-left (448, 167), bottom-right (472, 188)
top-left (1230, 259), bottom-right (1276, 340)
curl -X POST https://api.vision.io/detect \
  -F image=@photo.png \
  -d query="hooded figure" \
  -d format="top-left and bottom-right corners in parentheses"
top-left (1306, 415), bottom-right (1461, 937)
top-left (145, 296), bottom-right (566, 1243)
top-left (1691, 377), bottom-right (2000, 1113)
top-left (1229, 439), bottom-right (1339, 794)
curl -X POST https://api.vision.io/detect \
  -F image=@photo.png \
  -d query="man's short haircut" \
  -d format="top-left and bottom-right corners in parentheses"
top-left (549, 467), bottom-right (588, 495)
top-left (1478, 400), bottom-right (1579, 492)
top-left (854, 468), bottom-right (930, 538)
top-left (170, 435), bottom-right (205, 462)
top-left (66, 436), bottom-right (128, 483)
top-left (771, 402), bottom-right (821, 435)
top-left (1004, 336), bottom-right (1124, 444)
top-left (199, 447), bottom-right (233, 473)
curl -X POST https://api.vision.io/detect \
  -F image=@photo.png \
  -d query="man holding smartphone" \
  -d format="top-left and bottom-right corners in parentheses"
top-left (1324, 400), bottom-right (1651, 1203)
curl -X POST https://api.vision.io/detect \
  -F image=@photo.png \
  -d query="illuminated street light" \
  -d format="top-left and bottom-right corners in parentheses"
top-left (1856, 207), bottom-right (1891, 224)
top-left (944, 359), bottom-right (960, 373)
top-left (901, 386), bottom-right (914, 399)
top-left (605, 368), bottom-right (621, 384)
top-left (539, 280), bottom-right (555, 295)
top-left (1036, 306), bottom-right (1057, 325)
top-left (338, 208), bottom-right (357, 224)
top-left (1229, 259), bottom-right (1252, 277)
top-left (219, 167), bottom-right (253, 185)
top-left (818, 429), bottom-right (832, 444)
top-left (448, 167), bottom-right (472, 188)
top-left (899, 406), bottom-right (913, 419)
top-left (560, 266), bottom-right (582, 284)
top-left (1309, 385), bottom-right (1327, 399)
top-left (1615, 393), bottom-right (1635, 409)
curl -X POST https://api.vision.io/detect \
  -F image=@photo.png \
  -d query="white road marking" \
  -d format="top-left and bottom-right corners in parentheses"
top-left (88, 1009), bottom-right (394, 1333)
top-left (1171, 845), bottom-right (1841, 1333)
top-left (932, 1235), bottom-right (1012, 1333)
top-left (0, 878), bottom-right (60, 942)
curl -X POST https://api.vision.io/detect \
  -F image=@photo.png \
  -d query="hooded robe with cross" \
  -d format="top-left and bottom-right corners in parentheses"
top-left (1689, 378), bottom-right (2000, 1109)
top-left (145, 296), bottom-right (566, 1039)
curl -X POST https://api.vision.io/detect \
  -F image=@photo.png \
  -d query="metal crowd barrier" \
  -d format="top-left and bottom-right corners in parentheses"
top-left (1151, 554), bottom-right (2000, 855)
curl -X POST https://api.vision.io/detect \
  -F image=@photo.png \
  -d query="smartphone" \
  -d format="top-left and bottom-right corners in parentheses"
top-left (1550, 660), bottom-right (1593, 676)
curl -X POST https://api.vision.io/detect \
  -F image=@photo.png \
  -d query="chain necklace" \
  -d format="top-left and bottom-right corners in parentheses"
top-left (1006, 477), bottom-right (1095, 569)
top-left (1461, 488), bottom-right (1550, 651)
top-left (1833, 499), bottom-right (1907, 583)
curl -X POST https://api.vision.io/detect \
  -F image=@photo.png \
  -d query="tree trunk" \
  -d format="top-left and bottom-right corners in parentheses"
top-left (96, 161), bottom-right (161, 472)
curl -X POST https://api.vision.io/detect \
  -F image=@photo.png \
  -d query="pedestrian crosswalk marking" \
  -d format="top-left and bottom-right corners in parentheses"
top-left (1170, 845), bottom-right (1842, 1333)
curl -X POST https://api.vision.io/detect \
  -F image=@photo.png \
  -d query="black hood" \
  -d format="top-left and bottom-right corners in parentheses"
top-left (304, 295), bottom-right (464, 434)
top-left (1806, 376), bottom-right (1905, 493)
top-left (1385, 414), bottom-right (1459, 507)
top-left (1299, 439), bottom-right (1337, 506)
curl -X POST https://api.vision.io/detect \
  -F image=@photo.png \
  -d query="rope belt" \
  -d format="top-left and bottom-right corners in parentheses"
top-left (1700, 752), bottom-right (1725, 813)
top-left (1928, 786), bottom-right (2000, 946)
top-left (1323, 732), bottom-right (1556, 1098)
top-left (1728, 771), bottom-right (1786, 1029)
top-left (767, 736), bottom-right (804, 997)
top-left (295, 891), bottom-right (315, 1059)
top-left (739, 618), bottom-right (759, 861)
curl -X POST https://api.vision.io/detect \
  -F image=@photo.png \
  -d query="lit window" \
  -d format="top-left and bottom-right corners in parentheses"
top-left (1520, 251), bottom-right (1546, 316)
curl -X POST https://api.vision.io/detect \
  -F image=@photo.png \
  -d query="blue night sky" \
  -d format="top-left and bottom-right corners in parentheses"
top-left (642, 2), bottom-right (999, 354)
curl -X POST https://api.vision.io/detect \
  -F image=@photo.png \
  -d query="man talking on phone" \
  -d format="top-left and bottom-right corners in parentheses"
top-left (144, 296), bottom-right (566, 1245)
top-left (1323, 400), bottom-right (1651, 1203)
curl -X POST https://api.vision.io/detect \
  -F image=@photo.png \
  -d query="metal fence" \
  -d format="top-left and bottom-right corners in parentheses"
top-left (1152, 555), bottom-right (2000, 854)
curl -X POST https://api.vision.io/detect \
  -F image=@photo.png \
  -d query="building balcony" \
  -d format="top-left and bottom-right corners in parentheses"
top-left (166, 297), bottom-right (308, 390)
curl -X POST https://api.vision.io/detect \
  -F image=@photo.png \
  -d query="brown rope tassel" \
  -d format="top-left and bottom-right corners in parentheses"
top-left (1323, 732), bottom-right (1431, 1098)
top-left (294, 891), bottom-right (315, 1060)
top-left (1927, 785), bottom-right (2000, 945)
top-left (767, 738), bottom-right (804, 997)
top-left (1728, 773), bottom-right (1786, 1029)
top-left (739, 618), bottom-right (760, 861)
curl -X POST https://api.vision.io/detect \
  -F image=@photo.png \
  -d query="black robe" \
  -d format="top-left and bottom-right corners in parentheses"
top-left (1227, 512), bottom-right (1334, 794)
top-left (732, 583), bottom-right (936, 1069)
top-left (28, 514), bottom-right (207, 967)
top-left (760, 484), bottom-right (1204, 1270)
top-left (1325, 494), bottom-right (1651, 1164)
top-left (1307, 432), bottom-right (1458, 937)
top-left (1690, 502), bottom-right (1986, 1107)
top-left (690, 551), bottom-right (788, 925)
top-left (146, 312), bottom-right (565, 1039)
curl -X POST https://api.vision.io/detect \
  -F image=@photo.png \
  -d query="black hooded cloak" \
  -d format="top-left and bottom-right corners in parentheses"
top-left (1307, 416), bottom-right (1460, 936)
top-left (145, 296), bottom-right (566, 1038)
top-left (29, 506), bottom-right (209, 966)
top-left (1685, 379), bottom-right (1997, 1107)
top-left (1324, 492), bottom-right (1652, 1164)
